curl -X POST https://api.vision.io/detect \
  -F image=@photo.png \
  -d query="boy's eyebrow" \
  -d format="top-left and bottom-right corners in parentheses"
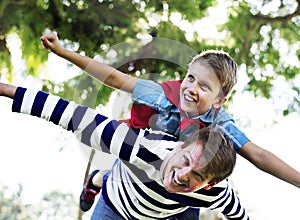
top-left (189, 70), bottom-right (214, 91)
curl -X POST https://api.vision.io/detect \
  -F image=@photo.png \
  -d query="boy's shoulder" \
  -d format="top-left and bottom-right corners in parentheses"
top-left (199, 107), bottom-right (235, 125)
top-left (160, 80), bottom-right (182, 106)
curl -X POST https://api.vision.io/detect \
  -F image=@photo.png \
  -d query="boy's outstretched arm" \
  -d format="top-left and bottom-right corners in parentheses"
top-left (0, 83), bottom-right (16, 99)
top-left (40, 33), bottom-right (137, 93)
top-left (239, 141), bottom-right (300, 188)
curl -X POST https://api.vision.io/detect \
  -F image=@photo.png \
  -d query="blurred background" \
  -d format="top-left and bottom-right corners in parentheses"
top-left (0, 0), bottom-right (299, 219)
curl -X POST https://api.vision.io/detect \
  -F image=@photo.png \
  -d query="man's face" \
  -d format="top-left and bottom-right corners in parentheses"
top-left (161, 142), bottom-right (214, 193)
top-left (180, 62), bottom-right (224, 117)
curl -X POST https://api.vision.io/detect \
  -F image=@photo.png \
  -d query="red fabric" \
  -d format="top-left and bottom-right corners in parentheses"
top-left (128, 104), bottom-right (157, 129)
top-left (159, 80), bottom-right (182, 106)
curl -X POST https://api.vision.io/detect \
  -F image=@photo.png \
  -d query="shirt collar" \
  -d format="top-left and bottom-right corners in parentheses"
top-left (194, 107), bottom-right (217, 123)
top-left (180, 107), bottom-right (230, 124)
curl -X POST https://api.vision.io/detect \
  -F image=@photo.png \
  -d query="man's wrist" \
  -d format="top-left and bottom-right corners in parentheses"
top-left (0, 83), bottom-right (17, 98)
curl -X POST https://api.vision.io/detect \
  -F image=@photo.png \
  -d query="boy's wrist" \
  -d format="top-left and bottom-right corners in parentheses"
top-left (53, 46), bottom-right (66, 57)
top-left (57, 47), bottom-right (72, 59)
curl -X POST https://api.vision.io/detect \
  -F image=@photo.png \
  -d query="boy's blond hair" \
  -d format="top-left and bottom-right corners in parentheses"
top-left (189, 50), bottom-right (238, 98)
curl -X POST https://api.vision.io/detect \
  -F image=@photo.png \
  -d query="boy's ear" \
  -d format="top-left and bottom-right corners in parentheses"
top-left (212, 97), bottom-right (227, 109)
top-left (203, 182), bottom-right (218, 190)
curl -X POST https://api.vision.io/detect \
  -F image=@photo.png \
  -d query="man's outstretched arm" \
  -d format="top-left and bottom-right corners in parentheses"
top-left (1, 83), bottom-right (176, 163)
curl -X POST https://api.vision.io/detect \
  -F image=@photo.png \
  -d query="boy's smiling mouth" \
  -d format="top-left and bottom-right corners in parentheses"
top-left (183, 94), bottom-right (196, 103)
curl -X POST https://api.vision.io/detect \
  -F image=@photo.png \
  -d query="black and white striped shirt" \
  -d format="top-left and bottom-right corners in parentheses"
top-left (12, 87), bottom-right (249, 220)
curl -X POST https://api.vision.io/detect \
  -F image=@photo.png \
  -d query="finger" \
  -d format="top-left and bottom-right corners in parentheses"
top-left (40, 37), bottom-right (49, 50)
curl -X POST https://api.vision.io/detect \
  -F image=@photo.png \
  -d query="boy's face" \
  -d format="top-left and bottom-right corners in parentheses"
top-left (161, 142), bottom-right (216, 193)
top-left (180, 62), bottom-right (225, 117)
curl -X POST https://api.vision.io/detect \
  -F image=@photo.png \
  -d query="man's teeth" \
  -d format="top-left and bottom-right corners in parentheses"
top-left (174, 174), bottom-right (184, 185)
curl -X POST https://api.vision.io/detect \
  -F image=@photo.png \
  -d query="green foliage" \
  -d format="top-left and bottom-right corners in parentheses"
top-left (40, 190), bottom-right (78, 219)
top-left (223, 0), bottom-right (300, 109)
top-left (0, 51), bottom-right (12, 81)
top-left (284, 85), bottom-right (300, 115)
top-left (42, 74), bottom-right (113, 107)
top-left (0, 183), bottom-right (78, 219)
top-left (167, 0), bottom-right (216, 21)
top-left (0, 0), bottom-right (299, 114)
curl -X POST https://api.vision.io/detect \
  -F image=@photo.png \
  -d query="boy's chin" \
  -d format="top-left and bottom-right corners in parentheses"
top-left (181, 105), bottom-right (194, 113)
top-left (182, 108), bottom-right (201, 117)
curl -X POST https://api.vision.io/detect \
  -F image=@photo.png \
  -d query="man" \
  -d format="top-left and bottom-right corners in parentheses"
top-left (0, 82), bottom-right (249, 219)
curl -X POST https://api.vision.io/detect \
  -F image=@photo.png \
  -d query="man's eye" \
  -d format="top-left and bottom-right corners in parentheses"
top-left (193, 172), bottom-right (203, 180)
top-left (183, 155), bottom-right (189, 165)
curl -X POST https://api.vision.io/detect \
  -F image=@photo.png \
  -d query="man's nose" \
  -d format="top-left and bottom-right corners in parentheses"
top-left (178, 166), bottom-right (192, 181)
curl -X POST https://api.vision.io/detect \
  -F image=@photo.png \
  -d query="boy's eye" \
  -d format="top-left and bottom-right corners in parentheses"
top-left (201, 84), bottom-right (209, 90)
top-left (187, 75), bottom-right (194, 81)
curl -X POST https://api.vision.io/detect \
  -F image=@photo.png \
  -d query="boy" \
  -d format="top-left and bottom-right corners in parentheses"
top-left (0, 82), bottom-right (249, 219)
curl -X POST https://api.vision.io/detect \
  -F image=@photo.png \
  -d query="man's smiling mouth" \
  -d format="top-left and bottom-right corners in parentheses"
top-left (173, 171), bottom-right (185, 186)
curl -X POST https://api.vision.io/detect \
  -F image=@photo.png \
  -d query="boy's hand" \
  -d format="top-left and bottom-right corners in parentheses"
top-left (40, 33), bottom-right (65, 56)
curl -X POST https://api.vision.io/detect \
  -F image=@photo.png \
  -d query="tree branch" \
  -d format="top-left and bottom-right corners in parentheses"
top-left (0, 0), bottom-right (9, 17)
top-left (252, 0), bottom-right (300, 23)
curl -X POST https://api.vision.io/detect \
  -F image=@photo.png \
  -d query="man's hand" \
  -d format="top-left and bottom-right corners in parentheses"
top-left (40, 33), bottom-right (65, 56)
top-left (0, 82), bottom-right (17, 98)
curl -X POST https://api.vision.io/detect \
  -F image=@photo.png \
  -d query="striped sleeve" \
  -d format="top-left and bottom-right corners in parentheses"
top-left (205, 181), bottom-right (249, 220)
top-left (11, 87), bottom-right (130, 155)
top-left (11, 87), bottom-right (177, 162)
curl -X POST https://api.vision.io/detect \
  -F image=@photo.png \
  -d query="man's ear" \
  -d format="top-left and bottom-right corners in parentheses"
top-left (178, 143), bottom-right (185, 150)
top-left (203, 182), bottom-right (218, 190)
top-left (174, 143), bottom-right (184, 154)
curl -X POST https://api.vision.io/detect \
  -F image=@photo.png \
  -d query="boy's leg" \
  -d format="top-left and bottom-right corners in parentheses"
top-left (80, 169), bottom-right (107, 211)
top-left (91, 192), bottom-right (125, 220)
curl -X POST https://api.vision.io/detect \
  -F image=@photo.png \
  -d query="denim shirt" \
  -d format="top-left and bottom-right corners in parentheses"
top-left (132, 79), bottom-right (249, 150)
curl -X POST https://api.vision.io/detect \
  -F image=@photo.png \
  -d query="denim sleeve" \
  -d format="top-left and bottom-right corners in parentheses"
top-left (220, 121), bottom-right (250, 151)
top-left (132, 79), bottom-right (174, 111)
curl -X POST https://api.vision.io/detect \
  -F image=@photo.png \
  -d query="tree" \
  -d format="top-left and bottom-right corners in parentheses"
top-left (0, 183), bottom-right (78, 220)
top-left (1, 0), bottom-right (298, 113)
top-left (223, 0), bottom-right (300, 115)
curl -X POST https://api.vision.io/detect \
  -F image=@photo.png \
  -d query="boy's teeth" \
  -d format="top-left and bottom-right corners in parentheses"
top-left (185, 95), bottom-right (193, 102)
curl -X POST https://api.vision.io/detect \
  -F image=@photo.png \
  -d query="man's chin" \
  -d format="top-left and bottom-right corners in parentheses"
top-left (165, 186), bottom-right (179, 193)
top-left (164, 178), bottom-right (177, 193)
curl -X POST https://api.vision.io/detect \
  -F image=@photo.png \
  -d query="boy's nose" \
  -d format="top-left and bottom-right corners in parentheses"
top-left (187, 84), bottom-right (198, 95)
